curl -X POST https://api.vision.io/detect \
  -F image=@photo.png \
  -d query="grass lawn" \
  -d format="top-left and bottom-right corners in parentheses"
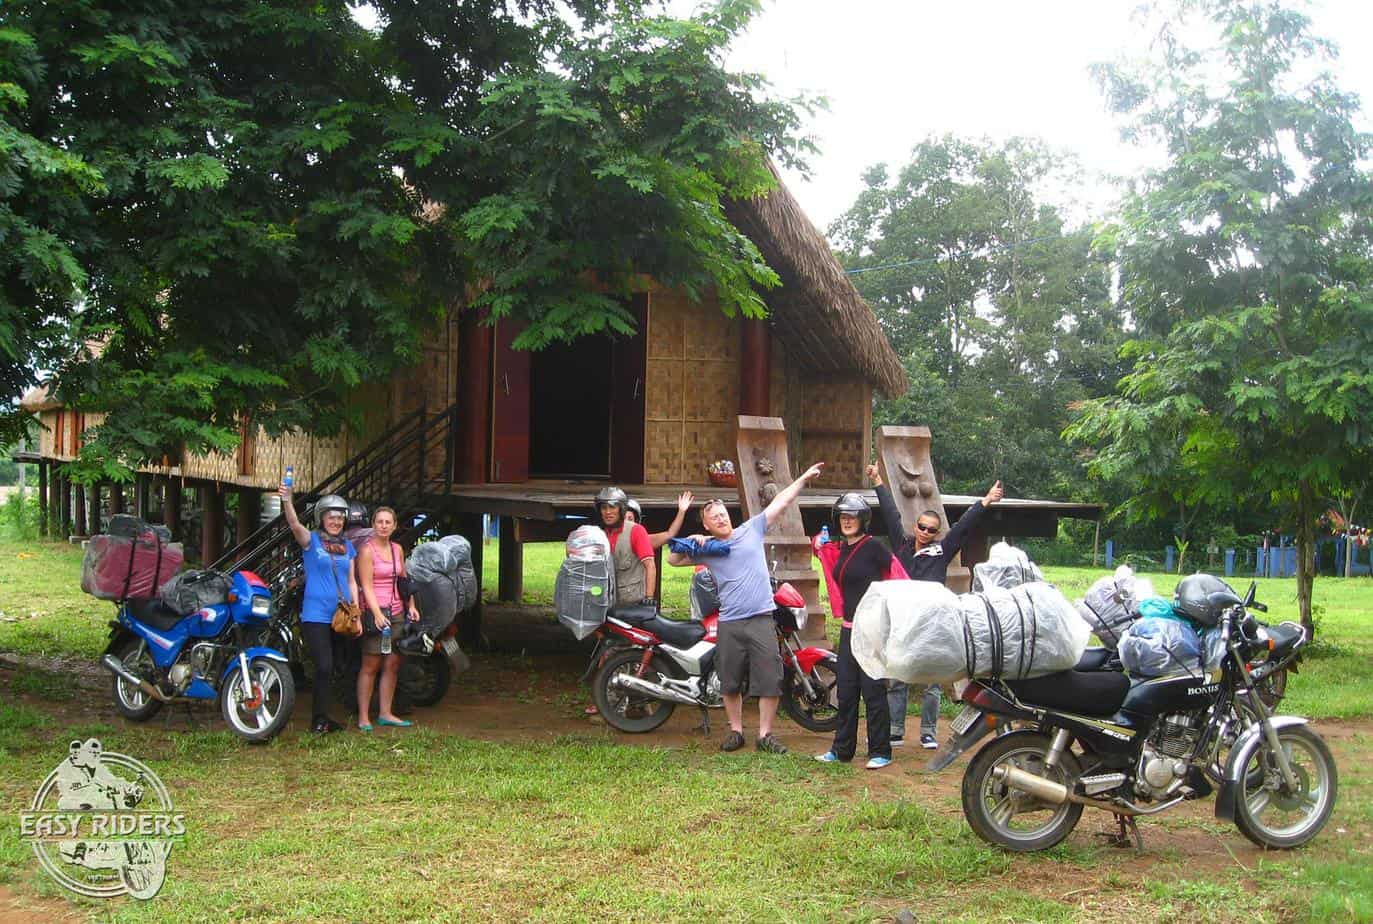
top-left (1, 538), bottom-right (1371, 922)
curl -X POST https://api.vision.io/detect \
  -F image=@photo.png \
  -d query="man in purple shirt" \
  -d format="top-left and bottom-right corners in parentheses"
top-left (668, 461), bottom-right (824, 754)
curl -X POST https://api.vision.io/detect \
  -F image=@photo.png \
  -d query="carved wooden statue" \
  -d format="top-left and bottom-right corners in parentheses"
top-left (875, 425), bottom-right (971, 592)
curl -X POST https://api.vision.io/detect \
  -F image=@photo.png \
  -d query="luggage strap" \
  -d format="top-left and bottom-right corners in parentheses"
top-left (976, 593), bottom-right (1003, 681)
top-left (119, 527), bottom-right (164, 602)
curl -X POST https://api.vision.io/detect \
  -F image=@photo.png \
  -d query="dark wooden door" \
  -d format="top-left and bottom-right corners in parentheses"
top-left (610, 293), bottom-right (648, 484)
top-left (490, 319), bottom-right (530, 483)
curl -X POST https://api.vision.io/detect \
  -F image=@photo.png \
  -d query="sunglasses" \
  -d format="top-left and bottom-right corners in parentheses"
top-left (915, 523), bottom-right (940, 534)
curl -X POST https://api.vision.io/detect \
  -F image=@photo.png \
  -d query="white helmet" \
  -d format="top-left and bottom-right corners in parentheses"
top-left (313, 494), bottom-right (350, 528)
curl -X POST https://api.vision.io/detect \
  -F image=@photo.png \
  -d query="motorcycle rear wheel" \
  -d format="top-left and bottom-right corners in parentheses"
top-left (400, 654), bottom-right (452, 707)
top-left (780, 656), bottom-right (840, 732)
top-left (961, 731), bottom-right (1083, 852)
top-left (1233, 724), bottom-right (1337, 849)
top-left (110, 639), bottom-right (163, 722)
top-left (592, 650), bottom-right (677, 733)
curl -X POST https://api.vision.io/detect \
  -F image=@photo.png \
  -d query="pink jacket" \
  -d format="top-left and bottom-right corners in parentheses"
top-left (812, 533), bottom-right (910, 625)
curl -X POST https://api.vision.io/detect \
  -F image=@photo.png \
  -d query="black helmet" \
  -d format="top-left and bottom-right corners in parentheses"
top-left (625, 498), bottom-right (643, 522)
top-left (594, 486), bottom-right (628, 520)
top-left (346, 500), bottom-right (369, 528)
top-left (1173, 573), bottom-right (1238, 627)
top-left (831, 492), bottom-right (871, 535)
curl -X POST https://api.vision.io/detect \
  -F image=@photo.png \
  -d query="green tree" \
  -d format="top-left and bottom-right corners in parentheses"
top-left (0, 0), bottom-right (809, 478)
top-left (1076, 0), bottom-right (1373, 631)
top-left (831, 136), bottom-right (1122, 499)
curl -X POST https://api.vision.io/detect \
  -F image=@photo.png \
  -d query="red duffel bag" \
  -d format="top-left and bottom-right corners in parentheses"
top-left (80, 517), bottom-right (184, 602)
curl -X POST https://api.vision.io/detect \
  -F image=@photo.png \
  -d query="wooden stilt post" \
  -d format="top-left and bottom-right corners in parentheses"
top-left (135, 474), bottom-right (152, 520)
top-left (456, 512), bottom-right (484, 648)
top-left (110, 482), bottom-right (125, 515)
top-left (89, 483), bottom-right (102, 536)
top-left (497, 516), bottom-right (522, 603)
top-left (739, 319), bottom-right (771, 417)
top-left (163, 479), bottom-right (181, 541)
top-left (57, 473), bottom-right (71, 538)
top-left (236, 488), bottom-right (261, 546)
top-left (74, 483), bottom-right (88, 538)
top-left (1093, 520), bottom-right (1101, 569)
top-left (201, 484), bottom-right (225, 565)
top-left (37, 461), bottom-right (48, 538)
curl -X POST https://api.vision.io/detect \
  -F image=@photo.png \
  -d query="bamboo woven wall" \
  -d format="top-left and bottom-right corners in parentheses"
top-left (645, 289), bottom-right (740, 483)
top-left (800, 376), bottom-right (872, 490)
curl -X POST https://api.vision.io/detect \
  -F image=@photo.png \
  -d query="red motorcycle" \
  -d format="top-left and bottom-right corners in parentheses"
top-left (589, 572), bottom-right (839, 734)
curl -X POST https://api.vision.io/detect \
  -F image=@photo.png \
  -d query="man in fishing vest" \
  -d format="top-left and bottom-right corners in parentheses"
top-left (595, 487), bottom-right (657, 607)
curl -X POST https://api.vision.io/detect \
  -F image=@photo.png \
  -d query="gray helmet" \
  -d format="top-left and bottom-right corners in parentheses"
top-left (346, 500), bottom-right (369, 528)
top-left (625, 498), bottom-right (643, 522)
top-left (594, 486), bottom-right (628, 519)
top-left (831, 492), bottom-right (871, 535)
top-left (1173, 573), bottom-right (1237, 627)
top-left (313, 494), bottom-right (350, 528)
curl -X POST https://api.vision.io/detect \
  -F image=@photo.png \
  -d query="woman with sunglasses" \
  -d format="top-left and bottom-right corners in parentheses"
top-left (866, 464), bottom-right (1003, 749)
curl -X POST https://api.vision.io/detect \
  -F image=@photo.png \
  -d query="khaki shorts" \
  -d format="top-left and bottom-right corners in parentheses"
top-left (361, 614), bottom-right (408, 656)
top-left (716, 613), bottom-right (783, 697)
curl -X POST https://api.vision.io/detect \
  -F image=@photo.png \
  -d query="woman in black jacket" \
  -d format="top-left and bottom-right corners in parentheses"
top-left (867, 463), bottom-right (1003, 748)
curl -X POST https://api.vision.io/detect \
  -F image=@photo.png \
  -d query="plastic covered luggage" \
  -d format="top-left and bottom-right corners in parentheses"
top-left (688, 568), bottom-right (720, 621)
top-left (971, 542), bottom-right (1044, 592)
top-left (406, 535), bottom-right (478, 626)
top-left (80, 517), bottom-right (184, 601)
top-left (1118, 616), bottom-right (1204, 678)
top-left (556, 526), bottom-right (613, 640)
top-left (159, 569), bottom-right (232, 614)
top-left (1075, 566), bottom-right (1155, 649)
top-left (851, 580), bottom-right (1090, 685)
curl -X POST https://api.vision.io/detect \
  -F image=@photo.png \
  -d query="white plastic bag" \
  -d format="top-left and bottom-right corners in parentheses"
top-left (971, 542), bottom-right (1044, 591)
top-left (556, 526), bottom-right (614, 639)
top-left (1076, 565), bottom-right (1155, 650)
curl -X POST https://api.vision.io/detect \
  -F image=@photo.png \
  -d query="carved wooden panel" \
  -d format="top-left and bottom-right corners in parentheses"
top-left (876, 426), bottom-right (971, 592)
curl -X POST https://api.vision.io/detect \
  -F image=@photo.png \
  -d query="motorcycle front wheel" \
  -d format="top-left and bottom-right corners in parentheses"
top-left (592, 649), bottom-right (677, 733)
top-left (961, 731), bottom-right (1083, 852)
top-left (110, 638), bottom-right (164, 722)
top-left (1233, 724), bottom-right (1337, 849)
top-left (780, 656), bottom-right (840, 732)
top-left (221, 658), bottom-right (296, 744)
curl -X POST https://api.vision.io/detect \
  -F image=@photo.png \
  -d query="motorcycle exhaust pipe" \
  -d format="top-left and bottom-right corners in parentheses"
top-left (992, 765), bottom-right (1149, 816)
top-left (609, 672), bottom-right (700, 707)
top-left (100, 654), bottom-right (173, 703)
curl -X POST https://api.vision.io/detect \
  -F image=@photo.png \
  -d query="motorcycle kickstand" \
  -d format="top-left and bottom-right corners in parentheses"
top-left (1100, 813), bottom-right (1143, 852)
top-left (694, 706), bottom-right (711, 737)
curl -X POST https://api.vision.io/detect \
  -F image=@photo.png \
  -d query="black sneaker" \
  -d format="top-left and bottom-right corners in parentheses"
top-left (755, 733), bottom-right (788, 754)
top-left (312, 717), bottom-right (344, 734)
top-left (890, 735), bottom-right (905, 748)
top-left (720, 730), bottom-right (746, 752)
top-left (920, 733), bottom-right (938, 749)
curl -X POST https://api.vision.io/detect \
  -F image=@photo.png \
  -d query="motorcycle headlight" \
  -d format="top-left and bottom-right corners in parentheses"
top-left (790, 605), bottom-right (808, 633)
top-left (250, 595), bottom-right (272, 618)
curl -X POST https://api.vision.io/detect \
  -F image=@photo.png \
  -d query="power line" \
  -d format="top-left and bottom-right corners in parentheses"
top-left (843, 232), bottom-right (1070, 276)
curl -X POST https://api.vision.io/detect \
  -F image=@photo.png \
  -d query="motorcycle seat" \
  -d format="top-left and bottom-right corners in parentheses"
top-left (1074, 647), bottom-right (1122, 672)
top-left (125, 597), bottom-right (187, 631)
top-left (611, 604), bottom-right (658, 626)
top-left (1004, 669), bottom-right (1130, 717)
top-left (641, 615), bottom-right (707, 649)
top-left (1265, 621), bottom-right (1305, 660)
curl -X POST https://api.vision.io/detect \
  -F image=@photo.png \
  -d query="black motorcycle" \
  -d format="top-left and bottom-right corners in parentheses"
top-left (933, 580), bottom-right (1335, 852)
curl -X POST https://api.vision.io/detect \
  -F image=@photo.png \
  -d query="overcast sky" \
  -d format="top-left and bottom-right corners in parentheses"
top-left (709, 0), bottom-right (1373, 233)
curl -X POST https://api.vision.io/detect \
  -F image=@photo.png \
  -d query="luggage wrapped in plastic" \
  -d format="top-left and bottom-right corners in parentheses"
top-left (80, 518), bottom-right (184, 601)
top-left (556, 527), bottom-right (613, 640)
top-left (407, 535), bottom-right (478, 624)
top-left (851, 580), bottom-right (1091, 685)
top-left (1117, 616), bottom-right (1203, 678)
top-left (159, 569), bottom-right (232, 614)
top-left (689, 568), bottom-right (720, 621)
top-left (971, 542), bottom-right (1044, 592)
top-left (1075, 566), bottom-right (1155, 649)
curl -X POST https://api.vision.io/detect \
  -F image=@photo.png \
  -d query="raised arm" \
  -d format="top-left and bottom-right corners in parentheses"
top-left (867, 463), bottom-right (907, 551)
top-left (943, 480), bottom-right (1003, 555)
top-left (648, 491), bottom-right (694, 549)
top-left (278, 485), bottom-right (312, 549)
top-left (763, 462), bottom-right (824, 527)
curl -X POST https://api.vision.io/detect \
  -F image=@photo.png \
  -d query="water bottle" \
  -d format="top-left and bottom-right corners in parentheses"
top-left (380, 622), bottom-right (392, 655)
top-left (283, 465), bottom-right (294, 489)
top-left (819, 525), bottom-right (830, 546)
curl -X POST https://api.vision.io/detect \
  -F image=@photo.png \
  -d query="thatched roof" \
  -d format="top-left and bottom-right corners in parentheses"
top-left (725, 164), bottom-right (907, 397)
top-left (19, 383), bottom-right (61, 413)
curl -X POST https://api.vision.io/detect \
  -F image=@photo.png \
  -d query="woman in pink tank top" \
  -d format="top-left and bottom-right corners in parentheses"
top-left (356, 506), bottom-right (420, 730)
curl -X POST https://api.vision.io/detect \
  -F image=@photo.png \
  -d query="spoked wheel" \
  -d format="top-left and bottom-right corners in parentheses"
top-left (780, 656), bottom-right (840, 732)
top-left (221, 658), bottom-right (296, 743)
top-left (961, 731), bottom-right (1083, 852)
top-left (1233, 724), bottom-right (1337, 849)
top-left (592, 650), bottom-right (676, 733)
top-left (110, 639), bottom-right (164, 722)
top-left (1255, 667), bottom-right (1288, 711)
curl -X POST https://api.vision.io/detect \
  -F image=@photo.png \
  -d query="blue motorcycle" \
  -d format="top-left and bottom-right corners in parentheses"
top-left (100, 570), bottom-right (296, 743)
